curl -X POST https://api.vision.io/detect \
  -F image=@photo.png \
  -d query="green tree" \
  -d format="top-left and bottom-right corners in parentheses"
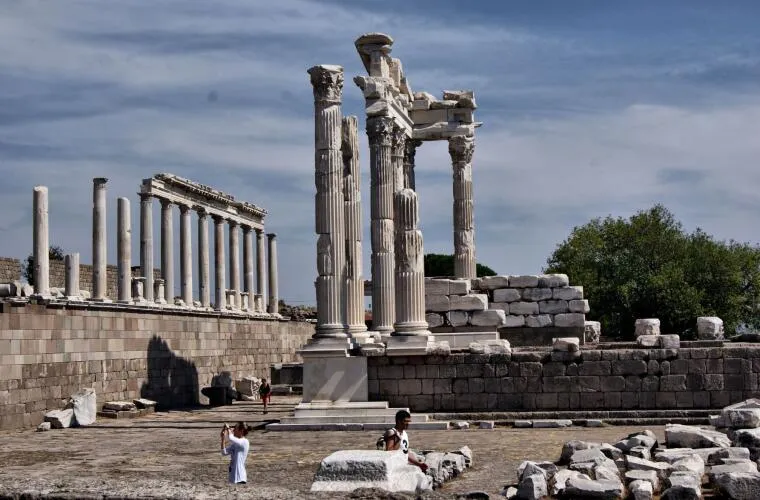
top-left (545, 205), bottom-right (760, 339)
top-left (23, 245), bottom-right (65, 287)
top-left (424, 253), bottom-right (497, 278)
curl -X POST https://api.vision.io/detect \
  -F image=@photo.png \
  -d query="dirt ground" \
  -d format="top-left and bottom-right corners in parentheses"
top-left (0, 396), bottom-right (667, 499)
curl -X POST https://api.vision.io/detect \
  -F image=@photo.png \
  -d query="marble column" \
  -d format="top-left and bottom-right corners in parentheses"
top-left (342, 115), bottom-right (368, 337)
top-left (179, 204), bottom-right (193, 307)
top-left (403, 139), bottom-right (422, 191)
top-left (366, 115), bottom-right (396, 335)
top-left (160, 199), bottom-right (174, 304)
top-left (197, 209), bottom-right (210, 308)
top-left (117, 197), bottom-right (131, 302)
top-left (242, 225), bottom-right (254, 312)
top-left (391, 125), bottom-right (406, 192)
top-left (139, 193), bottom-right (154, 302)
top-left (449, 135), bottom-right (477, 279)
top-left (64, 253), bottom-right (80, 298)
top-left (228, 221), bottom-right (240, 309)
top-left (255, 229), bottom-right (266, 312)
top-left (267, 233), bottom-right (278, 314)
top-left (393, 189), bottom-right (429, 335)
top-left (213, 215), bottom-right (226, 311)
top-left (91, 178), bottom-right (108, 300)
top-left (32, 186), bottom-right (50, 296)
top-left (309, 64), bottom-right (347, 337)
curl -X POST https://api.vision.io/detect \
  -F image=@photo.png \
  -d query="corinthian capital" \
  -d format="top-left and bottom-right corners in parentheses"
top-left (448, 135), bottom-right (475, 164)
top-left (366, 116), bottom-right (395, 146)
top-left (404, 139), bottom-right (422, 165)
top-left (308, 65), bottom-right (344, 104)
top-left (390, 124), bottom-right (406, 157)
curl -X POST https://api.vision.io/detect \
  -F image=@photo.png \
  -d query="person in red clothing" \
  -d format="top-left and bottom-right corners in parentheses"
top-left (258, 379), bottom-right (272, 414)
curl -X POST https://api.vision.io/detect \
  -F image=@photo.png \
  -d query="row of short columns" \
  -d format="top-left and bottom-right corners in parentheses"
top-left (31, 181), bottom-right (279, 314)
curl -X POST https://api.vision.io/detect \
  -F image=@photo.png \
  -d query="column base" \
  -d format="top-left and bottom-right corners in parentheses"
top-left (66, 296), bottom-right (85, 302)
top-left (385, 334), bottom-right (436, 356)
top-left (300, 350), bottom-right (368, 403)
top-left (393, 321), bottom-right (430, 336)
top-left (89, 298), bottom-right (113, 303)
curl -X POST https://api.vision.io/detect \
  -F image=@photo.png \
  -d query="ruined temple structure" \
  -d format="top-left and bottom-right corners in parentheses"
top-left (23, 174), bottom-right (280, 316)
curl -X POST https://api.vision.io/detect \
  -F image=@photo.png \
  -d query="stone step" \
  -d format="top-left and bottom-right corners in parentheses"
top-left (265, 421), bottom-right (449, 432)
top-left (429, 409), bottom-right (715, 421)
top-left (293, 408), bottom-right (415, 418)
top-left (279, 414), bottom-right (429, 425)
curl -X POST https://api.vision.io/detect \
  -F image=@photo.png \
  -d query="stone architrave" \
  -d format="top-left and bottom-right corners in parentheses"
top-left (116, 197), bottom-right (131, 302)
top-left (403, 139), bottom-right (422, 190)
top-left (342, 115), bottom-right (368, 338)
top-left (309, 64), bottom-right (348, 337)
top-left (242, 225), bottom-right (254, 311)
top-left (255, 229), bottom-right (266, 312)
top-left (179, 204), bottom-right (192, 307)
top-left (393, 188), bottom-right (429, 336)
top-left (32, 186), bottom-right (50, 297)
top-left (212, 215), bottom-right (226, 311)
top-left (228, 221), bottom-right (240, 309)
top-left (367, 115), bottom-right (397, 336)
top-left (91, 178), bottom-right (108, 301)
top-left (160, 198), bottom-right (174, 304)
top-left (139, 193), bottom-right (154, 302)
top-left (64, 253), bottom-right (80, 299)
top-left (267, 233), bottom-right (279, 314)
top-left (197, 208), bottom-right (210, 308)
top-left (449, 135), bottom-right (476, 279)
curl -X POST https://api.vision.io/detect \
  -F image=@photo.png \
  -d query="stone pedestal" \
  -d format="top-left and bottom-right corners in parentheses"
top-left (301, 350), bottom-right (368, 403)
top-left (131, 277), bottom-right (146, 304)
top-left (154, 279), bottom-right (167, 305)
top-left (385, 334), bottom-right (436, 356)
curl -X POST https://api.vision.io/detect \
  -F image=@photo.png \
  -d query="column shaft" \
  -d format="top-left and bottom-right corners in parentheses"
top-left (197, 210), bottom-right (210, 308)
top-left (267, 233), bottom-right (278, 314)
top-left (403, 139), bottom-right (422, 191)
top-left (64, 253), bottom-right (80, 297)
top-left (449, 136), bottom-right (477, 279)
top-left (117, 197), bottom-right (131, 302)
top-left (179, 204), bottom-right (192, 306)
top-left (309, 64), bottom-right (347, 337)
top-left (228, 221), bottom-right (240, 308)
top-left (393, 189), bottom-right (429, 335)
top-left (139, 194), bottom-right (154, 302)
top-left (213, 216), bottom-right (226, 310)
top-left (243, 226), bottom-right (254, 311)
top-left (92, 178), bottom-right (108, 300)
top-left (32, 186), bottom-right (49, 296)
top-left (255, 229), bottom-right (266, 312)
top-left (160, 199), bottom-right (174, 303)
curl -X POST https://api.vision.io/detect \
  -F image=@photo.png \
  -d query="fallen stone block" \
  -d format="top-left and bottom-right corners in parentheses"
top-left (516, 472), bottom-right (547, 500)
top-left (661, 471), bottom-right (702, 500)
top-left (102, 401), bottom-right (136, 412)
top-left (697, 316), bottom-right (724, 340)
top-left (655, 446), bottom-right (749, 465)
top-left (719, 399), bottom-right (760, 429)
top-left (550, 469), bottom-right (589, 497)
top-left (713, 470), bottom-right (760, 499)
top-left (481, 339), bottom-right (511, 354)
top-left (454, 446), bottom-right (473, 467)
top-left (629, 479), bottom-right (654, 500)
top-left (635, 318), bottom-right (660, 337)
top-left (708, 461), bottom-right (758, 482)
top-left (564, 476), bottom-right (624, 499)
top-left (665, 423), bottom-right (731, 449)
top-left (68, 388), bottom-right (97, 426)
top-left (625, 469), bottom-right (660, 492)
top-left (584, 321), bottom-right (601, 343)
top-left (533, 419), bottom-right (572, 428)
top-left (559, 440), bottom-right (601, 464)
top-left (36, 422), bottom-right (51, 432)
top-left (733, 428), bottom-right (760, 448)
top-left (671, 454), bottom-right (705, 477)
top-left (629, 446), bottom-right (652, 460)
top-left (132, 398), bottom-right (157, 409)
top-left (626, 456), bottom-right (672, 482)
top-left (44, 409), bottom-right (74, 429)
top-left (552, 337), bottom-right (580, 352)
top-left (310, 450), bottom-right (432, 493)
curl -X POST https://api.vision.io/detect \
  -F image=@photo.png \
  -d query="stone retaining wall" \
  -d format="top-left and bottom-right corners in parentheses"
top-left (368, 347), bottom-right (760, 412)
top-left (0, 258), bottom-right (21, 284)
top-left (0, 302), bottom-right (314, 430)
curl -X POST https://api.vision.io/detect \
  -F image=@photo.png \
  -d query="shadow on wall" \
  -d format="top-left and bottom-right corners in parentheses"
top-left (140, 335), bottom-right (200, 409)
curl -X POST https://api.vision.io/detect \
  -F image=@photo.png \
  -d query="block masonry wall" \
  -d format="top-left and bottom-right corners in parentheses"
top-left (0, 258), bottom-right (21, 284)
top-left (368, 347), bottom-right (760, 412)
top-left (0, 302), bottom-right (313, 430)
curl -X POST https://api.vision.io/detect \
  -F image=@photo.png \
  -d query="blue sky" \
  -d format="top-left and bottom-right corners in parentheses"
top-left (1, 1), bottom-right (759, 305)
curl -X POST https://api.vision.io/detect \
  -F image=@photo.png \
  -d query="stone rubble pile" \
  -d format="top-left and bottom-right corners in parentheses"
top-left (39, 388), bottom-right (98, 430)
top-left (97, 398), bottom-right (156, 419)
top-left (503, 402), bottom-right (760, 499)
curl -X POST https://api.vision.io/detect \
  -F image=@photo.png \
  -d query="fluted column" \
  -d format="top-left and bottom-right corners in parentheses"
top-left (197, 208), bottom-right (210, 308)
top-left (367, 115), bottom-right (396, 335)
top-left (92, 178), bottom-right (108, 300)
top-left (32, 186), bottom-right (50, 296)
top-left (342, 115), bottom-right (368, 337)
top-left (255, 229), bottom-right (266, 312)
top-left (391, 125), bottom-right (406, 192)
top-left (393, 189), bottom-right (429, 335)
top-left (213, 215), bottom-right (226, 311)
top-left (179, 204), bottom-right (193, 306)
top-left (64, 253), bottom-right (80, 298)
top-left (117, 197), bottom-right (131, 302)
top-left (267, 233), bottom-right (278, 314)
top-left (403, 139), bottom-right (422, 191)
top-left (228, 221), bottom-right (240, 309)
top-left (139, 193), bottom-right (154, 302)
top-left (242, 225), bottom-right (254, 311)
top-left (309, 64), bottom-right (347, 337)
top-left (449, 135), bottom-right (477, 279)
top-left (160, 199), bottom-right (174, 303)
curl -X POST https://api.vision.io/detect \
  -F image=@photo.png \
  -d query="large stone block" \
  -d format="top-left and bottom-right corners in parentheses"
top-left (489, 302), bottom-right (509, 312)
top-left (553, 286), bottom-right (583, 300)
top-left (525, 315), bottom-right (553, 328)
top-left (493, 288), bottom-right (521, 302)
top-left (539, 300), bottom-right (569, 314)
top-left (509, 275), bottom-right (540, 288)
top-left (584, 321), bottom-right (601, 343)
top-left (635, 319), bottom-right (661, 337)
top-left (538, 274), bottom-right (569, 288)
top-left (470, 309), bottom-right (507, 327)
top-left (554, 313), bottom-right (586, 328)
top-left (448, 280), bottom-right (471, 296)
top-left (449, 294), bottom-right (488, 311)
top-left (521, 288), bottom-right (553, 301)
top-left (68, 388), bottom-right (96, 426)
top-left (425, 279), bottom-right (449, 296)
top-left (479, 275), bottom-right (510, 290)
top-left (503, 315), bottom-right (526, 328)
top-left (426, 313), bottom-right (444, 328)
top-left (569, 300), bottom-right (590, 313)
top-left (44, 408), bottom-right (73, 429)
top-left (446, 311), bottom-right (469, 327)
top-left (510, 302), bottom-right (539, 315)
top-left (425, 295), bottom-right (450, 312)
top-left (697, 316), bottom-right (724, 340)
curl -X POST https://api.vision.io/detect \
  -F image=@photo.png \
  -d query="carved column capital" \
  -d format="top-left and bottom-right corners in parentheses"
top-left (308, 65), bottom-right (344, 104)
top-left (159, 197), bottom-right (172, 209)
top-left (391, 125), bottom-right (406, 158)
top-left (366, 116), bottom-right (395, 146)
top-left (404, 139), bottom-right (422, 164)
top-left (448, 135), bottom-right (475, 164)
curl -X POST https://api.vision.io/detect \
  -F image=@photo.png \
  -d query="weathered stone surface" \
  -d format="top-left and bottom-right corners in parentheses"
top-left (560, 440), bottom-right (601, 464)
top-left (470, 309), bottom-right (506, 327)
top-left (553, 286), bottom-right (583, 300)
top-left (656, 447), bottom-right (749, 465)
top-left (425, 278), bottom-right (450, 296)
top-left (36, 422), bottom-right (51, 432)
top-left (69, 388), bottom-right (97, 426)
top-left (554, 313), bottom-right (586, 328)
top-left (310, 449), bottom-right (432, 493)
top-left (448, 279), bottom-right (471, 296)
top-left (551, 469), bottom-right (590, 497)
top-left (525, 314), bottom-right (552, 328)
top-left (482, 339), bottom-right (511, 354)
top-left (514, 420), bottom-right (532, 428)
top-left (450, 294), bottom-right (488, 311)
top-left (662, 471), bottom-right (702, 500)
top-left (637, 335), bottom-right (660, 347)
top-left (585, 321), bottom-right (601, 343)
top-left (697, 316), bottom-right (724, 340)
top-left (671, 454), bottom-right (705, 477)
top-left (635, 319), bottom-right (661, 337)
top-left (569, 299), bottom-right (590, 313)
top-left (733, 428), bottom-right (760, 448)
top-left (447, 311), bottom-right (470, 327)
top-left (709, 461), bottom-right (758, 480)
top-left (425, 294), bottom-right (450, 312)
top-left (44, 409), bottom-right (74, 429)
top-left (538, 274), bottom-right (569, 288)
top-left (426, 313), bottom-right (444, 328)
top-left (713, 471), bottom-right (760, 500)
top-left (503, 315), bottom-right (525, 327)
top-left (552, 337), bottom-right (580, 352)
top-left (533, 419), bottom-right (572, 428)
top-left (564, 476), bottom-right (624, 499)
top-left (517, 472), bottom-right (547, 500)
top-left (479, 275), bottom-right (510, 290)
top-left (493, 288), bottom-right (521, 302)
top-left (626, 456), bottom-right (672, 481)
top-left (509, 275), bottom-right (539, 288)
top-left (521, 288), bottom-right (553, 302)
top-left (538, 300), bottom-right (569, 314)
top-left (509, 301), bottom-right (539, 315)
top-left (625, 470), bottom-right (659, 492)
top-left (630, 479), bottom-right (654, 500)
top-left (665, 424), bottom-right (731, 449)
top-left (133, 398), bottom-right (157, 409)
top-left (720, 399), bottom-right (760, 429)
top-left (659, 334), bottom-right (680, 349)
top-left (478, 421), bottom-right (494, 429)
top-left (629, 446), bottom-right (652, 460)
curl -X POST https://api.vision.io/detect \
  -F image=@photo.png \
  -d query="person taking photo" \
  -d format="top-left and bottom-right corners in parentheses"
top-left (220, 421), bottom-right (252, 484)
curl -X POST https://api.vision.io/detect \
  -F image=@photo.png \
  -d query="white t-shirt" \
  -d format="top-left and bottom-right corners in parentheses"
top-left (399, 430), bottom-right (409, 454)
top-left (222, 434), bottom-right (250, 484)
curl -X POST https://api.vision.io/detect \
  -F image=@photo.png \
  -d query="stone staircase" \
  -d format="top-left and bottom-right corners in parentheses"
top-left (265, 401), bottom-right (449, 431)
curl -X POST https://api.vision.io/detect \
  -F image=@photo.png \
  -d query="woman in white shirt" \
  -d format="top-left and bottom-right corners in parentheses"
top-left (220, 421), bottom-right (252, 484)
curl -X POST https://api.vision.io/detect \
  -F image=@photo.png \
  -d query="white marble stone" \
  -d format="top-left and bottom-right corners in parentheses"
top-left (569, 299), bottom-right (590, 313)
top-left (553, 286), bottom-right (583, 300)
top-left (92, 178), bottom-right (108, 300)
top-left (697, 316), bottom-right (724, 340)
top-left (471, 309), bottom-right (507, 327)
top-left (449, 294), bottom-right (488, 311)
top-left (32, 186), bottom-right (50, 296)
top-left (301, 352), bottom-right (367, 403)
top-left (446, 311), bottom-right (469, 327)
top-left (493, 288), bottom-right (521, 302)
top-left (509, 275), bottom-right (540, 288)
top-left (525, 315), bottom-right (553, 328)
top-left (554, 313), bottom-right (586, 328)
top-left (509, 301), bottom-right (539, 315)
top-left (635, 318), bottom-right (661, 337)
top-left (117, 198), bottom-right (131, 302)
top-left (479, 275), bottom-right (511, 290)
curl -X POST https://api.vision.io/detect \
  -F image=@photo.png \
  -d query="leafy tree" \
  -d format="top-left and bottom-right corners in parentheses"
top-left (23, 245), bottom-right (65, 287)
top-left (424, 253), bottom-right (497, 278)
top-left (545, 205), bottom-right (760, 339)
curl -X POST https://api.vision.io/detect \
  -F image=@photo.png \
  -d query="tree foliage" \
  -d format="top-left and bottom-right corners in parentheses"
top-left (545, 205), bottom-right (760, 339)
top-left (23, 245), bottom-right (65, 287)
top-left (424, 253), bottom-right (497, 278)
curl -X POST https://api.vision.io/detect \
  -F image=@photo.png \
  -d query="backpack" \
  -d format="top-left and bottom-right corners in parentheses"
top-left (376, 428), bottom-right (399, 450)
